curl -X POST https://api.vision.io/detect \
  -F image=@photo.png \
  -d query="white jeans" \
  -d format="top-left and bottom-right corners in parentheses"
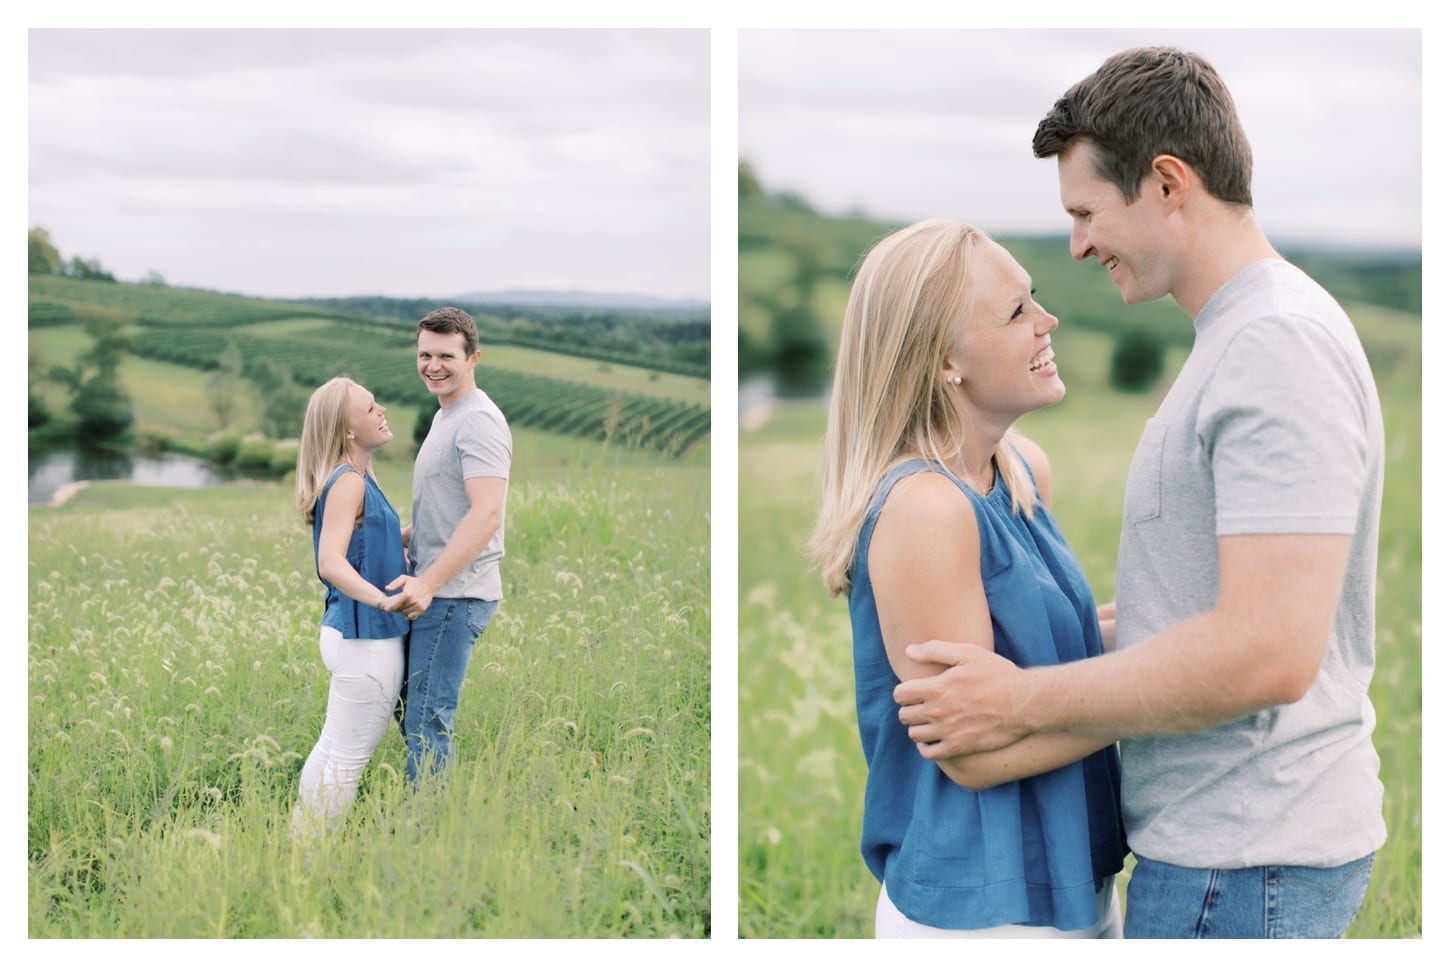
top-left (291, 626), bottom-right (404, 836)
top-left (875, 876), bottom-right (1122, 938)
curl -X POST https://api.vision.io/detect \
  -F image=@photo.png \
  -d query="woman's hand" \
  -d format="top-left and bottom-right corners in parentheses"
top-left (1098, 601), bottom-right (1117, 653)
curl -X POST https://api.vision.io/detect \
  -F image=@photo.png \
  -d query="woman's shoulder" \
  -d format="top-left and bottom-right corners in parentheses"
top-left (322, 465), bottom-right (365, 502)
top-left (874, 464), bottom-right (979, 546)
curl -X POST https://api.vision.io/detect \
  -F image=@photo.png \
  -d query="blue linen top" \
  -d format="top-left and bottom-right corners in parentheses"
top-left (311, 464), bottom-right (410, 640)
top-left (848, 456), bottom-right (1127, 931)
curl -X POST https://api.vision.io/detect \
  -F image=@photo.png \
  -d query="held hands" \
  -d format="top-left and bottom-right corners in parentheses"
top-left (385, 573), bottom-right (436, 621)
top-left (893, 640), bottom-right (1028, 759)
top-left (1098, 601), bottom-right (1117, 653)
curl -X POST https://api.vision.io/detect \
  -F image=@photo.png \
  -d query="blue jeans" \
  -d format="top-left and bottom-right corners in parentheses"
top-left (1124, 853), bottom-right (1375, 938)
top-left (399, 597), bottom-right (498, 784)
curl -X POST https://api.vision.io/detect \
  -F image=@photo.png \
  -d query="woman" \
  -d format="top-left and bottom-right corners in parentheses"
top-left (291, 376), bottom-right (410, 837)
top-left (809, 219), bottom-right (1127, 937)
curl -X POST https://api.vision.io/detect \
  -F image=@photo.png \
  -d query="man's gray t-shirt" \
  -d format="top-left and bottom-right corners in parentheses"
top-left (1116, 259), bottom-right (1386, 868)
top-left (410, 387), bottom-right (511, 601)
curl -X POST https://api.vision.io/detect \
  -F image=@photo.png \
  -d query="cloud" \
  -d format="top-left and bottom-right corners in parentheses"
top-left (739, 28), bottom-right (1422, 250)
top-left (27, 28), bottom-right (711, 299)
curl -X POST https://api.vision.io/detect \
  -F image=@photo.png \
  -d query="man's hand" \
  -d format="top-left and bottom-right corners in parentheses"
top-left (893, 639), bottom-right (1028, 759)
top-left (386, 573), bottom-right (436, 621)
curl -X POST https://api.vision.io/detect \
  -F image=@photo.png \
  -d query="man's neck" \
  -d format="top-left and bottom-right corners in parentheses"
top-left (1172, 206), bottom-right (1280, 318)
top-left (439, 383), bottom-right (477, 409)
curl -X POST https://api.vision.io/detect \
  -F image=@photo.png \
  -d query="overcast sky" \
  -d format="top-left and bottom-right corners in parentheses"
top-left (739, 28), bottom-right (1423, 252)
top-left (27, 28), bottom-right (710, 301)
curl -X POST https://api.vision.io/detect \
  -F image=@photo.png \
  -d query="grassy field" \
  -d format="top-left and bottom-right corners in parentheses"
top-left (28, 428), bottom-right (710, 938)
top-left (736, 323), bottom-right (1422, 938)
top-left (30, 274), bottom-right (711, 458)
top-left (230, 318), bottom-right (710, 405)
top-left (30, 319), bottom-right (710, 451)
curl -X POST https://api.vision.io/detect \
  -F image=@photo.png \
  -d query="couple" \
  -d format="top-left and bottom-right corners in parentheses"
top-left (290, 306), bottom-right (512, 835)
top-left (812, 47), bottom-right (1386, 939)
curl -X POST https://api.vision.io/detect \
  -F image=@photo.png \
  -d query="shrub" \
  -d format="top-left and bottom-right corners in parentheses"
top-left (414, 403), bottom-right (439, 447)
top-left (135, 432), bottom-right (172, 455)
top-left (235, 433), bottom-right (274, 469)
top-left (29, 391), bottom-right (50, 429)
top-left (208, 430), bottom-right (242, 464)
top-left (270, 438), bottom-right (299, 474)
top-left (1110, 328), bottom-right (1166, 393)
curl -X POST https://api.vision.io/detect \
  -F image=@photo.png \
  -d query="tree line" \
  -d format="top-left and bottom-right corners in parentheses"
top-left (294, 295), bottom-right (709, 378)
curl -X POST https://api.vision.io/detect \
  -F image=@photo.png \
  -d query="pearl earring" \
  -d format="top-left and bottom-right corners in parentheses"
top-left (948, 375), bottom-right (962, 385)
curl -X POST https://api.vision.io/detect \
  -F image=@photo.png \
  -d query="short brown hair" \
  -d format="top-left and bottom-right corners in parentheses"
top-left (417, 306), bottom-right (479, 356)
top-left (1032, 46), bottom-right (1253, 207)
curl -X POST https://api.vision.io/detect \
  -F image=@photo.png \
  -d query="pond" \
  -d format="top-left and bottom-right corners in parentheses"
top-left (28, 447), bottom-right (247, 506)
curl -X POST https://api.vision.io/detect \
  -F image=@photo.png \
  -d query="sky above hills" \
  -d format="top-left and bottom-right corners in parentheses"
top-left (740, 28), bottom-right (1423, 252)
top-left (27, 28), bottom-right (710, 301)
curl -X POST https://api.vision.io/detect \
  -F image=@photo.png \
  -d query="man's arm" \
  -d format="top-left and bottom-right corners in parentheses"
top-left (895, 531), bottom-right (1351, 758)
top-left (387, 475), bottom-right (506, 619)
top-left (871, 468), bottom-right (1115, 789)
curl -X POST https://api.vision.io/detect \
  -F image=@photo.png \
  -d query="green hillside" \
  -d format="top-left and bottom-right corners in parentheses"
top-left (738, 164), bottom-right (1421, 390)
top-left (29, 275), bottom-right (710, 458)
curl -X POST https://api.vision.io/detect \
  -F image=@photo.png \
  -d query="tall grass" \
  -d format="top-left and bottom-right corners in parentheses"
top-left (737, 326), bottom-right (1421, 939)
top-left (28, 433), bottom-right (710, 938)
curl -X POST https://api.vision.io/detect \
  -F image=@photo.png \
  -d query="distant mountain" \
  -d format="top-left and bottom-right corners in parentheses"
top-left (453, 289), bottom-right (709, 312)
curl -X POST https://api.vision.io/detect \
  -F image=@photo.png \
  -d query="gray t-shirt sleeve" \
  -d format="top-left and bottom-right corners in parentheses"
top-left (1197, 315), bottom-right (1371, 536)
top-left (458, 406), bottom-right (512, 480)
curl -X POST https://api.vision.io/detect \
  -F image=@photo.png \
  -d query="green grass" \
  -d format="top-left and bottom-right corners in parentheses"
top-left (28, 430), bottom-right (710, 938)
top-left (31, 322), bottom-right (715, 463)
top-left (737, 328), bottom-right (1422, 938)
top-left (30, 275), bottom-right (711, 458)
top-left (30, 325), bottom-right (267, 440)
top-left (476, 343), bottom-right (710, 405)
top-left (43, 315), bottom-right (711, 407)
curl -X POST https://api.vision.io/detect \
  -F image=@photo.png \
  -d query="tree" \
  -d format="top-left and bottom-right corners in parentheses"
top-left (768, 237), bottom-right (832, 396)
top-left (29, 227), bottom-right (61, 275)
top-left (207, 342), bottom-right (244, 430)
top-left (254, 360), bottom-right (308, 438)
top-left (739, 160), bottom-right (763, 202)
top-left (62, 256), bottom-right (116, 282)
top-left (48, 316), bottom-right (135, 443)
top-left (28, 350), bottom-right (51, 429)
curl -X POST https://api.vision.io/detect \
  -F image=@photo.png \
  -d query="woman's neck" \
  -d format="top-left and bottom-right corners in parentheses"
top-left (344, 444), bottom-right (374, 473)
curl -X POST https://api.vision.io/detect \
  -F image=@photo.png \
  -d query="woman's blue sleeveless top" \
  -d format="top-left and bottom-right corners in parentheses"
top-left (848, 456), bottom-right (1126, 930)
top-left (311, 465), bottom-right (410, 640)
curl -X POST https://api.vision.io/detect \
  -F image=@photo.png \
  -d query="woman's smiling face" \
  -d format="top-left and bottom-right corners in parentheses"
top-left (945, 237), bottom-right (1065, 422)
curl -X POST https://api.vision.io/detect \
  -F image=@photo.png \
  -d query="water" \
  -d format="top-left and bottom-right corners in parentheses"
top-left (28, 447), bottom-right (243, 506)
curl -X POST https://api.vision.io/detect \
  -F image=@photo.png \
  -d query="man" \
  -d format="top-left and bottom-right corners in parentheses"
top-left (894, 47), bottom-right (1386, 938)
top-left (388, 306), bottom-right (512, 784)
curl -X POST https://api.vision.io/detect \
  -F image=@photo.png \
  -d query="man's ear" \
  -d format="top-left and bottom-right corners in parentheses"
top-left (1150, 154), bottom-right (1193, 213)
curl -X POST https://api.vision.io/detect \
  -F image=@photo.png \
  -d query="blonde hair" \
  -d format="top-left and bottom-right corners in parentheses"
top-left (808, 218), bottom-right (1037, 597)
top-left (295, 376), bottom-right (373, 523)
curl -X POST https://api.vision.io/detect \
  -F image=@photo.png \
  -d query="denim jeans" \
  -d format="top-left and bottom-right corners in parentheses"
top-left (1124, 852), bottom-right (1375, 938)
top-left (399, 597), bottom-right (498, 784)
